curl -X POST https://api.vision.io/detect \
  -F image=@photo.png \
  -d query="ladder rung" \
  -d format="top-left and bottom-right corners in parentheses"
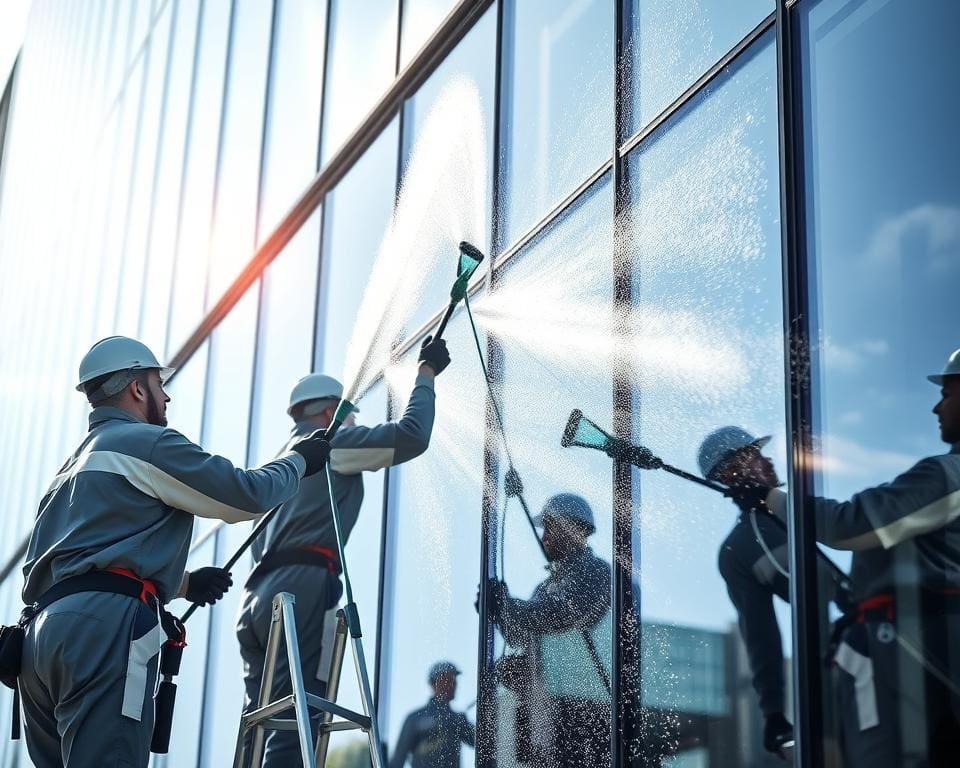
top-left (305, 693), bottom-right (371, 729)
top-left (243, 694), bottom-right (296, 726)
top-left (319, 719), bottom-right (365, 734)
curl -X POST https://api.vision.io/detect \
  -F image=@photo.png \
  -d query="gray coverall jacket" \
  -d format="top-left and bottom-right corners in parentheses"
top-left (495, 547), bottom-right (612, 768)
top-left (389, 696), bottom-right (475, 768)
top-left (235, 373), bottom-right (435, 768)
top-left (19, 406), bottom-right (305, 768)
top-left (768, 444), bottom-right (960, 766)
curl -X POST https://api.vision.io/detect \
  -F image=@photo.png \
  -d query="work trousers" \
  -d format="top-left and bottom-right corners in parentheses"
top-left (19, 592), bottom-right (165, 768)
top-left (718, 513), bottom-right (791, 716)
top-left (235, 565), bottom-right (340, 768)
top-left (836, 608), bottom-right (960, 767)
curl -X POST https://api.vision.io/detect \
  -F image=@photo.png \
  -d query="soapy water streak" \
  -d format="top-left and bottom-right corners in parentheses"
top-left (340, 76), bottom-right (488, 406)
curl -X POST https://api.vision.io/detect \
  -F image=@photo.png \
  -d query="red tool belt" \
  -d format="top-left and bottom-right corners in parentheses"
top-left (857, 588), bottom-right (960, 624)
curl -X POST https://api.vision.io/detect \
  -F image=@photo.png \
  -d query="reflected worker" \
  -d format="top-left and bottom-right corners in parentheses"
top-left (727, 349), bottom-right (960, 767)
top-left (487, 494), bottom-right (612, 768)
top-left (701, 426), bottom-right (851, 759)
top-left (390, 661), bottom-right (475, 768)
top-left (235, 337), bottom-right (450, 768)
top-left (11, 337), bottom-right (326, 768)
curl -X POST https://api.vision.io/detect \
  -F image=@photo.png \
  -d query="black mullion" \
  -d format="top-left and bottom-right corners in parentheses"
top-left (612, 2), bottom-right (640, 766)
top-left (775, 1), bottom-right (823, 766)
top-left (476, 2), bottom-right (507, 765)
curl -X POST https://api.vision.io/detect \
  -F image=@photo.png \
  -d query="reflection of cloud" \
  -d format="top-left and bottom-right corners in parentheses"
top-left (839, 410), bottom-right (864, 426)
top-left (864, 204), bottom-right (960, 272)
top-left (821, 335), bottom-right (888, 373)
top-left (808, 433), bottom-right (915, 479)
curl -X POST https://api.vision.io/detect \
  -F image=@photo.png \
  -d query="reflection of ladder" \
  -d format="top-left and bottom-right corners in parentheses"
top-left (232, 592), bottom-right (386, 768)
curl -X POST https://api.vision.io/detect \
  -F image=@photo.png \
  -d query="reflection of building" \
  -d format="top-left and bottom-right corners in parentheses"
top-left (0, 1), bottom-right (955, 767)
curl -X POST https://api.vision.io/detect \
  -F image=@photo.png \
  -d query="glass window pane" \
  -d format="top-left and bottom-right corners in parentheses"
top-left (400, 0), bottom-right (457, 66)
top-left (398, 4), bottom-right (496, 338)
top-left (626, 35), bottom-right (787, 764)
top-left (258, 0), bottom-right (327, 237)
top-left (477, 175), bottom-right (614, 766)
top-left (166, 0), bottom-right (232, 358)
top-left (622, 0), bottom-right (772, 136)
top-left (320, 0), bottom-right (398, 164)
top-left (799, 1), bottom-right (960, 763)
top-left (248, 212), bottom-right (321, 465)
top-left (140, 0), bottom-right (202, 357)
top-left (379, 321), bottom-right (484, 768)
top-left (115, 3), bottom-right (173, 334)
top-left (206, 0), bottom-right (274, 300)
top-left (315, 119), bottom-right (399, 380)
top-left (500, 0), bottom-right (613, 248)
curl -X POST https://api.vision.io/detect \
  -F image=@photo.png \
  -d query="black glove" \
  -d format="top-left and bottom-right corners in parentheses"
top-left (604, 437), bottom-right (663, 470)
top-left (418, 336), bottom-right (450, 375)
top-left (291, 430), bottom-right (331, 477)
top-left (185, 567), bottom-right (233, 606)
top-left (723, 483), bottom-right (772, 514)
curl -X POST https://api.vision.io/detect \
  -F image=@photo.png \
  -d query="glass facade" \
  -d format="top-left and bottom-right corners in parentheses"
top-left (0, 1), bottom-right (956, 767)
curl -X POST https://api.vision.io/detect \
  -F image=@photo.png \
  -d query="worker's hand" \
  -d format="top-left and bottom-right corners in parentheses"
top-left (418, 336), bottom-right (450, 376)
top-left (291, 430), bottom-right (331, 477)
top-left (722, 483), bottom-right (772, 514)
top-left (185, 567), bottom-right (233, 606)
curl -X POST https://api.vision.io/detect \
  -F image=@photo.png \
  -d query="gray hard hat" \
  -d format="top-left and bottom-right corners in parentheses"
top-left (287, 374), bottom-right (352, 416)
top-left (698, 426), bottom-right (770, 480)
top-left (532, 493), bottom-right (595, 534)
top-left (428, 661), bottom-right (461, 682)
top-left (927, 349), bottom-right (960, 385)
top-left (76, 336), bottom-right (172, 394)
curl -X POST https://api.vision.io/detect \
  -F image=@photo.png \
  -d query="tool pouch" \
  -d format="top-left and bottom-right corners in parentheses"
top-left (150, 611), bottom-right (186, 754)
top-left (0, 624), bottom-right (24, 690)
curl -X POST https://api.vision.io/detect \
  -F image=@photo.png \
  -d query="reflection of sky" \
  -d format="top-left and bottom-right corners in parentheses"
top-left (801, 0), bottom-right (960, 513)
top-left (624, 0), bottom-right (773, 134)
top-left (628, 36), bottom-right (785, 643)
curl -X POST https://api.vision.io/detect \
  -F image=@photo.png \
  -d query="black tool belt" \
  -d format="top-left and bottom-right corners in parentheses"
top-left (1, 571), bottom-right (183, 741)
top-left (249, 547), bottom-right (342, 583)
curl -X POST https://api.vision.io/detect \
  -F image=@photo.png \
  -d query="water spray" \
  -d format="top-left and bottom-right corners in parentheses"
top-left (561, 409), bottom-right (850, 590)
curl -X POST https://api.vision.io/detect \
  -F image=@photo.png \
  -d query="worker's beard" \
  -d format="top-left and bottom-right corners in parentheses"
top-left (146, 390), bottom-right (167, 427)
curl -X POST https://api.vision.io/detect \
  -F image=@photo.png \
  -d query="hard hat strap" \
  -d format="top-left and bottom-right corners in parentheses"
top-left (85, 369), bottom-right (138, 403)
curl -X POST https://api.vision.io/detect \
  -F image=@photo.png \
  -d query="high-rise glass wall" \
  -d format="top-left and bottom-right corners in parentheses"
top-left (0, 1), bottom-right (956, 766)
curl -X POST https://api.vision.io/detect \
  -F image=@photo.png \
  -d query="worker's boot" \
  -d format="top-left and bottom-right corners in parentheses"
top-left (763, 712), bottom-right (795, 759)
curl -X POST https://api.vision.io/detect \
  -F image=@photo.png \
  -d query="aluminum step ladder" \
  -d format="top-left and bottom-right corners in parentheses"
top-left (232, 592), bottom-right (386, 767)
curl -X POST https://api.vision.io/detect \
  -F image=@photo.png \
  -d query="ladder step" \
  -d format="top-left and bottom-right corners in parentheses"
top-left (257, 717), bottom-right (365, 733)
top-left (305, 693), bottom-right (371, 730)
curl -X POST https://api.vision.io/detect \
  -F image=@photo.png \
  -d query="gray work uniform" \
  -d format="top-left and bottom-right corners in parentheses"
top-left (19, 406), bottom-right (305, 768)
top-left (235, 374), bottom-right (435, 768)
top-left (769, 444), bottom-right (960, 766)
top-left (495, 547), bottom-right (612, 768)
top-left (389, 696), bottom-right (474, 768)
top-left (718, 508), bottom-right (847, 717)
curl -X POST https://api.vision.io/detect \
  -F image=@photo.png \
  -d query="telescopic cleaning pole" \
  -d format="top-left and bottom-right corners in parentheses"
top-left (561, 409), bottom-right (850, 588)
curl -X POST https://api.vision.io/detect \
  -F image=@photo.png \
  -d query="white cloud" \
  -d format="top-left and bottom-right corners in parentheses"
top-left (864, 204), bottom-right (960, 272)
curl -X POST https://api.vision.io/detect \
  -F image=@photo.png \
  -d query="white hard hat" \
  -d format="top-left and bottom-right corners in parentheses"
top-left (532, 493), bottom-right (595, 534)
top-left (927, 349), bottom-right (960, 385)
top-left (287, 374), bottom-right (345, 416)
top-left (76, 336), bottom-right (172, 393)
top-left (698, 426), bottom-right (770, 480)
